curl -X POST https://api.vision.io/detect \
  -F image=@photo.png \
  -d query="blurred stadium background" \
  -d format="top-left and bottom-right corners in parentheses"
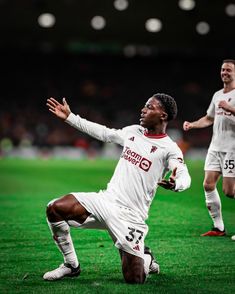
top-left (1, 0), bottom-right (235, 160)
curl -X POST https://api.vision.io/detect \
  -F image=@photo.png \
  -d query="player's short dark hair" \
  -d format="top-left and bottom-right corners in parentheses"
top-left (153, 93), bottom-right (177, 121)
top-left (223, 59), bottom-right (235, 65)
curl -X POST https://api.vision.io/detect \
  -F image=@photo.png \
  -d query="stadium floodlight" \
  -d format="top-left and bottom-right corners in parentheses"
top-left (178, 0), bottom-right (195, 11)
top-left (91, 16), bottom-right (106, 30)
top-left (38, 13), bottom-right (56, 28)
top-left (145, 18), bottom-right (162, 33)
top-left (196, 21), bottom-right (210, 35)
top-left (225, 4), bottom-right (235, 17)
top-left (113, 0), bottom-right (129, 11)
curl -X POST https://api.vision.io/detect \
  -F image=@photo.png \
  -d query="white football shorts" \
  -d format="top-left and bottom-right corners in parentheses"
top-left (204, 150), bottom-right (235, 177)
top-left (68, 190), bottom-right (148, 259)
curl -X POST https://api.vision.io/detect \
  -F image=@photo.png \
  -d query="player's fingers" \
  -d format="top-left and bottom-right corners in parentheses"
top-left (46, 98), bottom-right (59, 110)
top-left (158, 180), bottom-right (168, 186)
top-left (47, 99), bottom-right (57, 108)
top-left (169, 168), bottom-right (177, 182)
top-left (183, 122), bottom-right (187, 130)
top-left (46, 102), bottom-right (57, 111)
top-left (63, 97), bottom-right (68, 105)
top-left (172, 167), bottom-right (177, 177)
top-left (48, 108), bottom-right (56, 114)
top-left (49, 97), bottom-right (60, 105)
top-left (158, 179), bottom-right (167, 183)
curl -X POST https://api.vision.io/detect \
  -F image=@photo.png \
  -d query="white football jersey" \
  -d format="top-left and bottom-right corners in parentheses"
top-left (66, 113), bottom-right (191, 221)
top-left (207, 89), bottom-right (235, 152)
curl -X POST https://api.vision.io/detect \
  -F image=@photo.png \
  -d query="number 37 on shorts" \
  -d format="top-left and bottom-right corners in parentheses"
top-left (125, 227), bottom-right (144, 244)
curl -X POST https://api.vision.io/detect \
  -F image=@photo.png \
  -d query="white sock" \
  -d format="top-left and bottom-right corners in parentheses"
top-left (143, 253), bottom-right (151, 276)
top-left (47, 219), bottom-right (79, 268)
top-left (205, 189), bottom-right (224, 231)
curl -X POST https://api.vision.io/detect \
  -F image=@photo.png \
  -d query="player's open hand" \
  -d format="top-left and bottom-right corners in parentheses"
top-left (47, 97), bottom-right (71, 120)
top-left (158, 167), bottom-right (177, 190)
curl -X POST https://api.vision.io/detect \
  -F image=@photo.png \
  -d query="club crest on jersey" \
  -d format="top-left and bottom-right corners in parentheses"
top-left (128, 136), bottom-right (135, 141)
top-left (150, 146), bottom-right (157, 153)
top-left (121, 146), bottom-right (152, 172)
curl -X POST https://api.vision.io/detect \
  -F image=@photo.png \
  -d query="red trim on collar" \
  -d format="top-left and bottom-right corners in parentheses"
top-left (144, 131), bottom-right (167, 139)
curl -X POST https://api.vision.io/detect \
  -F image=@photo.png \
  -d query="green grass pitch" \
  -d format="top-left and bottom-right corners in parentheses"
top-left (0, 158), bottom-right (235, 294)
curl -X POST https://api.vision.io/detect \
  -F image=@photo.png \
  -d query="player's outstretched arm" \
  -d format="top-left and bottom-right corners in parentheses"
top-left (47, 97), bottom-right (71, 120)
top-left (183, 115), bottom-right (213, 131)
top-left (158, 167), bottom-right (177, 190)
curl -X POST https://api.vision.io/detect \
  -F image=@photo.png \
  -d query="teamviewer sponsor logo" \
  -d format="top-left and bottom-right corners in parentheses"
top-left (121, 146), bottom-right (152, 172)
top-left (139, 158), bottom-right (152, 171)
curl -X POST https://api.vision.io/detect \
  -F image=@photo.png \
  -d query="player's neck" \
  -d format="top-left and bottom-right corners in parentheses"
top-left (223, 82), bottom-right (235, 93)
top-left (146, 125), bottom-right (166, 135)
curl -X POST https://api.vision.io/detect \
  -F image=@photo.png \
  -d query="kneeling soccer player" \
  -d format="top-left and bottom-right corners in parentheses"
top-left (44, 94), bottom-right (191, 283)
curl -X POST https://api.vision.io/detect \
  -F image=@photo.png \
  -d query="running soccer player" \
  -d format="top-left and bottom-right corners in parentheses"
top-left (183, 59), bottom-right (235, 239)
top-left (44, 93), bottom-right (191, 283)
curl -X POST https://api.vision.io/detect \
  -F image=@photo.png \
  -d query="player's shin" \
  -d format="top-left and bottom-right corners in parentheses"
top-left (205, 189), bottom-right (224, 231)
top-left (47, 219), bottom-right (79, 268)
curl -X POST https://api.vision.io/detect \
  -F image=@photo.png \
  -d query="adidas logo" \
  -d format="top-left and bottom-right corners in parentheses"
top-left (133, 245), bottom-right (140, 251)
top-left (129, 136), bottom-right (135, 141)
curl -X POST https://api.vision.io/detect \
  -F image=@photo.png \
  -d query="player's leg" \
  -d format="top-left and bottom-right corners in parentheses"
top-left (202, 170), bottom-right (225, 236)
top-left (119, 250), bottom-right (146, 284)
top-left (222, 178), bottom-right (235, 199)
top-left (221, 152), bottom-right (235, 240)
top-left (119, 247), bottom-right (159, 284)
top-left (43, 194), bottom-right (90, 280)
top-left (107, 206), bottom-right (160, 282)
top-left (222, 177), bottom-right (235, 199)
top-left (221, 152), bottom-right (235, 199)
top-left (222, 177), bottom-right (235, 240)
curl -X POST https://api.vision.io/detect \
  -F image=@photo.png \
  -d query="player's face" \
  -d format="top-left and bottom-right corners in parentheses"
top-left (221, 63), bottom-right (235, 84)
top-left (140, 97), bottom-right (167, 128)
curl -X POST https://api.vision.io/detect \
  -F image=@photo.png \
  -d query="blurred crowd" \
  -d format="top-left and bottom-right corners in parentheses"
top-left (0, 52), bottom-right (219, 158)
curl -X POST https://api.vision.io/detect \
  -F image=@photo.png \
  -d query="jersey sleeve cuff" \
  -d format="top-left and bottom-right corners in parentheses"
top-left (65, 112), bottom-right (79, 124)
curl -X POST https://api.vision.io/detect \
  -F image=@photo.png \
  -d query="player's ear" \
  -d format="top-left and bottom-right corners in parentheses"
top-left (161, 111), bottom-right (168, 121)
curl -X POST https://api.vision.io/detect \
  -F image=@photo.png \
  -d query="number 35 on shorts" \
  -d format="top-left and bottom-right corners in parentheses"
top-left (224, 159), bottom-right (235, 170)
top-left (125, 227), bottom-right (144, 244)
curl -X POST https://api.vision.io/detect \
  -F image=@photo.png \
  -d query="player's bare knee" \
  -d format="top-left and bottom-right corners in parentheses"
top-left (46, 199), bottom-right (62, 220)
top-left (203, 181), bottom-right (215, 192)
top-left (46, 201), bottom-right (55, 219)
